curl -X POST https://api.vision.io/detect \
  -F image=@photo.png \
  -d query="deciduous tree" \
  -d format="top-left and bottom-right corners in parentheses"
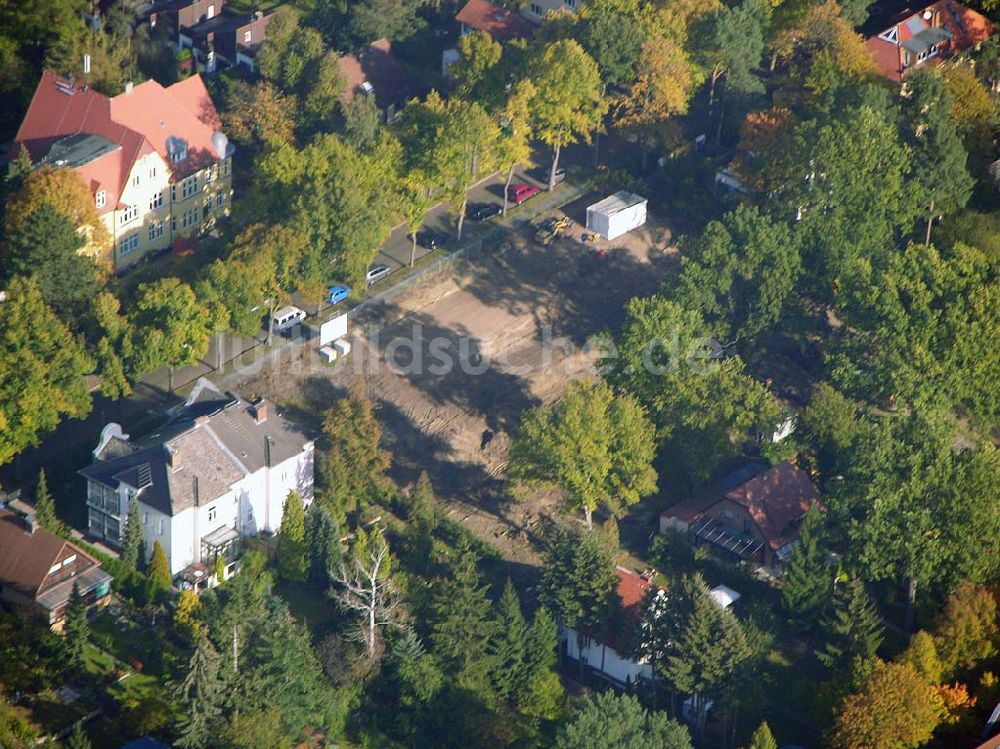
top-left (332, 528), bottom-right (401, 661)
top-left (933, 581), bottom-right (999, 677)
top-left (131, 277), bottom-right (212, 390)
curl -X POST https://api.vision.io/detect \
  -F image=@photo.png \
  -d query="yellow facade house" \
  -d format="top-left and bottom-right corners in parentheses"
top-left (14, 72), bottom-right (233, 272)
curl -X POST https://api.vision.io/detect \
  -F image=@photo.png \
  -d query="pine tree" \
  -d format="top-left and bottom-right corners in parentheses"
top-left (781, 505), bottom-right (830, 624)
top-left (519, 605), bottom-right (564, 720)
top-left (748, 720), bottom-right (778, 749)
top-left (174, 589), bottom-right (202, 641)
top-left (430, 539), bottom-right (498, 695)
top-left (539, 523), bottom-right (617, 629)
top-left (304, 502), bottom-right (342, 586)
top-left (174, 628), bottom-right (224, 749)
top-left (491, 578), bottom-right (527, 700)
top-left (120, 497), bottom-right (144, 571)
top-left (405, 472), bottom-right (437, 574)
top-left (62, 582), bottom-right (89, 673)
top-left (33, 468), bottom-right (66, 536)
top-left (148, 540), bottom-right (172, 590)
top-left (277, 491), bottom-right (307, 582)
top-left (65, 721), bottom-right (92, 749)
top-left (816, 578), bottom-right (884, 670)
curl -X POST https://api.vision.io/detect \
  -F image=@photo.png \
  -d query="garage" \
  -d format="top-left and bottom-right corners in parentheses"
top-left (585, 191), bottom-right (647, 240)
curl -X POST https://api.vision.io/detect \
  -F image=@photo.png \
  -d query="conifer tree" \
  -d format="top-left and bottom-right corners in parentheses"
top-left (174, 628), bottom-right (224, 749)
top-left (65, 722), bottom-right (92, 749)
top-left (33, 468), bottom-right (66, 536)
top-left (120, 496), bottom-right (144, 571)
top-left (148, 540), bottom-right (172, 590)
top-left (898, 630), bottom-right (944, 685)
top-left (491, 578), bottom-right (527, 700)
top-left (781, 505), bottom-right (830, 624)
top-left (174, 589), bottom-right (202, 642)
top-left (277, 490), bottom-right (307, 582)
top-left (519, 605), bottom-right (564, 720)
top-left (62, 582), bottom-right (89, 673)
top-left (539, 523), bottom-right (617, 629)
top-left (748, 720), bottom-right (778, 749)
top-left (304, 502), bottom-right (342, 586)
top-left (816, 578), bottom-right (884, 670)
top-left (430, 540), bottom-right (498, 695)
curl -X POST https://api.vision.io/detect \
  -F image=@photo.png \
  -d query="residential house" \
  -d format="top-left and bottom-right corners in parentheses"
top-left (562, 567), bottom-right (657, 687)
top-left (455, 0), bottom-right (534, 42)
top-left (862, 0), bottom-right (994, 81)
top-left (522, 0), bottom-right (582, 23)
top-left (339, 39), bottom-right (422, 122)
top-left (660, 461), bottom-right (822, 572)
top-left (975, 731), bottom-right (1000, 749)
top-left (147, 0), bottom-right (221, 34)
top-left (14, 71), bottom-right (233, 271)
top-left (0, 509), bottom-right (112, 630)
top-left (79, 379), bottom-right (315, 583)
top-left (181, 9), bottom-right (275, 73)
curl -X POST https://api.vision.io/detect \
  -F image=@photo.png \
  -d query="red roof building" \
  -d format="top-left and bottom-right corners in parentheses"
top-left (455, 0), bottom-right (534, 42)
top-left (864, 1), bottom-right (994, 81)
top-left (660, 461), bottom-right (822, 571)
top-left (339, 39), bottom-right (423, 122)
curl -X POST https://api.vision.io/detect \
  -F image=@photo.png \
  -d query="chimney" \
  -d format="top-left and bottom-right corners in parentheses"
top-left (125, 81), bottom-right (133, 94)
top-left (166, 444), bottom-right (180, 471)
top-left (193, 475), bottom-right (200, 507)
top-left (254, 10), bottom-right (263, 19)
top-left (24, 513), bottom-right (39, 535)
top-left (251, 399), bottom-right (268, 424)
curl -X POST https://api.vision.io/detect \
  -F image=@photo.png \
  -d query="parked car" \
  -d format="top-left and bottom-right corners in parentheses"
top-left (534, 167), bottom-right (565, 185)
top-left (272, 305), bottom-right (306, 334)
top-left (366, 264), bottom-right (392, 286)
top-left (416, 231), bottom-right (449, 250)
top-left (468, 203), bottom-right (501, 221)
top-left (508, 183), bottom-right (540, 205)
top-left (327, 284), bottom-right (351, 305)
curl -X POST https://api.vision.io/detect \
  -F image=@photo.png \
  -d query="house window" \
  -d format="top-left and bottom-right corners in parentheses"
top-left (171, 184), bottom-right (177, 202)
top-left (204, 197), bottom-right (213, 215)
top-left (132, 174), bottom-right (140, 187)
top-left (208, 506), bottom-right (217, 522)
top-left (565, 0), bottom-right (576, 8)
top-left (243, 29), bottom-right (252, 43)
top-left (148, 221), bottom-right (164, 241)
top-left (158, 519), bottom-right (164, 535)
top-left (169, 143), bottom-right (187, 163)
top-left (182, 208), bottom-right (200, 229)
top-left (171, 215), bottom-right (177, 232)
top-left (149, 167), bottom-right (157, 179)
top-left (206, 164), bottom-right (214, 183)
top-left (120, 233), bottom-right (140, 255)
top-left (222, 158), bottom-right (230, 177)
top-left (142, 512), bottom-right (148, 524)
top-left (121, 205), bottom-right (138, 224)
top-left (95, 190), bottom-right (106, 209)
top-left (530, 2), bottom-right (542, 14)
top-left (149, 191), bottom-right (164, 210)
top-left (878, 26), bottom-right (898, 44)
top-left (216, 193), bottom-right (223, 208)
top-left (208, 3), bottom-right (215, 18)
top-left (181, 176), bottom-right (199, 199)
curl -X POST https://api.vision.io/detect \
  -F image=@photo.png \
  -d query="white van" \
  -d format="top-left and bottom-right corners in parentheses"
top-left (271, 305), bottom-right (306, 333)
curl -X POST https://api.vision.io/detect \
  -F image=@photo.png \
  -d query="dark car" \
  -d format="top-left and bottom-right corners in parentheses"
top-left (468, 203), bottom-right (501, 221)
top-left (416, 231), bottom-right (449, 250)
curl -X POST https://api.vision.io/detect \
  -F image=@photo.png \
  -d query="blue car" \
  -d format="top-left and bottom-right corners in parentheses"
top-left (327, 284), bottom-right (351, 305)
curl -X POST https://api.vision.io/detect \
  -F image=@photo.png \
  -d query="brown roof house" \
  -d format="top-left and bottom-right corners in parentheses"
top-left (444, 0), bottom-right (534, 76)
top-left (339, 39), bottom-right (422, 123)
top-left (181, 8), bottom-right (275, 74)
top-left (660, 462), bottom-right (822, 572)
top-left (79, 379), bottom-right (315, 589)
top-left (863, 0), bottom-right (994, 81)
top-left (0, 509), bottom-right (112, 629)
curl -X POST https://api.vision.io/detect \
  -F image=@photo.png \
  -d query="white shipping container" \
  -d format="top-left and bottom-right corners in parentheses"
top-left (586, 191), bottom-right (647, 240)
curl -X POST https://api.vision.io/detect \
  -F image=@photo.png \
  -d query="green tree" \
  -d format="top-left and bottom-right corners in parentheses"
top-left (174, 629), bottom-right (224, 749)
top-left (491, 579), bottom-right (527, 701)
top-left (519, 606), bottom-right (564, 720)
top-left (2, 202), bottom-right (101, 326)
top-left (602, 297), bottom-right (780, 487)
top-left (62, 582), bottom-right (89, 673)
top-left (0, 277), bottom-right (93, 467)
top-left (579, 0), bottom-right (642, 89)
top-left (800, 383), bottom-right (864, 479)
top-left (538, 523), bottom-right (617, 629)
top-left (529, 39), bottom-right (606, 190)
top-left (830, 660), bottom-right (944, 749)
top-left (277, 491), bottom-right (307, 582)
top-left (349, 0), bottom-right (424, 44)
top-left (304, 502), bottom-right (342, 587)
top-left (65, 722), bottom-right (91, 749)
top-left (148, 540), bottom-right (172, 590)
top-left (709, 0), bottom-right (769, 142)
top-left (555, 691), bottom-right (693, 749)
top-left (452, 31), bottom-right (502, 99)
top-left (220, 79), bottom-right (297, 149)
top-left (816, 578), bottom-right (884, 670)
top-left (671, 205), bottom-right (801, 341)
top-left (838, 412), bottom-right (1000, 629)
top-left (120, 497), bottom-right (144, 572)
top-left (341, 92), bottom-right (382, 149)
top-left (781, 505), bottom-right (830, 624)
top-left (897, 630), bottom-right (944, 685)
top-left (131, 277), bottom-right (211, 391)
top-left (429, 540), bottom-right (497, 695)
top-left (45, 16), bottom-right (136, 96)
top-left (901, 70), bottom-right (973, 244)
top-left (317, 380), bottom-right (391, 525)
top-left (497, 79), bottom-right (536, 217)
top-left (933, 581), bottom-right (999, 677)
top-left (219, 710), bottom-right (293, 749)
top-left (509, 379), bottom-right (657, 529)
top-left (747, 720), bottom-right (777, 749)
top-left (33, 469), bottom-right (67, 537)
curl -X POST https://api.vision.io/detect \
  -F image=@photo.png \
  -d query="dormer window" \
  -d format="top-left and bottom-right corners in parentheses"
top-left (879, 26), bottom-right (898, 44)
top-left (96, 190), bottom-right (106, 209)
top-left (166, 136), bottom-right (188, 163)
top-left (243, 30), bottom-right (252, 43)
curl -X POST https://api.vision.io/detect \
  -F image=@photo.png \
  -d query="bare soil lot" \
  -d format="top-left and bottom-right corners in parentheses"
top-left (238, 201), bottom-right (674, 574)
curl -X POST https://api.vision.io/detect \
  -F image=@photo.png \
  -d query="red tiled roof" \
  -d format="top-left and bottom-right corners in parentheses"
top-left (455, 0), bottom-right (534, 42)
top-left (663, 462), bottom-right (821, 551)
top-left (865, 1), bottom-right (994, 81)
top-left (615, 566), bottom-right (653, 617)
top-left (338, 39), bottom-right (422, 111)
top-left (14, 71), bottom-right (224, 211)
top-left (0, 510), bottom-right (99, 600)
top-left (976, 734), bottom-right (1000, 749)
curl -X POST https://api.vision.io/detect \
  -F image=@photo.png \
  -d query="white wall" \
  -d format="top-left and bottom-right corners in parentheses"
top-left (562, 625), bottom-right (653, 687)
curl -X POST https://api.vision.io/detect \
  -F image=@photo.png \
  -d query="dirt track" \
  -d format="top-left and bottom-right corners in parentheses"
top-left (239, 205), bottom-right (674, 571)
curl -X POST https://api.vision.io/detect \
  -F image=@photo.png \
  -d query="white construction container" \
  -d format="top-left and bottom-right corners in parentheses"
top-left (318, 346), bottom-right (338, 363)
top-left (333, 338), bottom-right (352, 357)
top-left (586, 191), bottom-right (647, 240)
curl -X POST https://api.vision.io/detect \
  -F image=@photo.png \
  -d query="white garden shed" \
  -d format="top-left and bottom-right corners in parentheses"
top-left (586, 191), bottom-right (647, 240)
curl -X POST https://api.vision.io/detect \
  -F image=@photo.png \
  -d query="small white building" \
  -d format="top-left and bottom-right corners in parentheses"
top-left (561, 567), bottom-right (657, 687)
top-left (585, 191), bottom-right (647, 240)
top-left (80, 380), bottom-right (314, 583)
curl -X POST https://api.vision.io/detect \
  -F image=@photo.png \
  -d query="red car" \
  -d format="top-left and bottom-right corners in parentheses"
top-left (508, 183), bottom-right (540, 204)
